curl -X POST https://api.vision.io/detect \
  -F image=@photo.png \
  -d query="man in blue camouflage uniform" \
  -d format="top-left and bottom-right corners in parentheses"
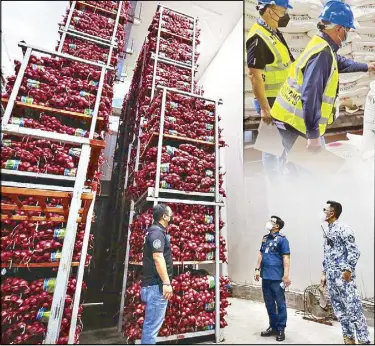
top-left (320, 201), bottom-right (371, 345)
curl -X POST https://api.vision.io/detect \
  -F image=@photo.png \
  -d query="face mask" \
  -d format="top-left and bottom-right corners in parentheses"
top-left (265, 221), bottom-right (274, 231)
top-left (319, 211), bottom-right (327, 222)
top-left (278, 13), bottom-right (290, 28)
top-left (271, 9), bottom-right (290, 28)
top-left (337, 27), bottom-right (349, 47)
top-left (320, 211), bottom-right (329, 222)
top-left (163, 215), bottom-right (171, 225)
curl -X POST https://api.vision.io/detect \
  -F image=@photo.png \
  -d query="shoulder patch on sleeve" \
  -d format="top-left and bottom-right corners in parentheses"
top-left (347, 235), bottom-right (355, 243)
top-left (152, 239), bottom-right (162, 249)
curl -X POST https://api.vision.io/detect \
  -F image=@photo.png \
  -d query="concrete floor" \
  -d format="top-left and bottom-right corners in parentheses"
top-left (221, 298), bottom-right (375, 344)
top-left (80, 298), bottom-right (374, 344)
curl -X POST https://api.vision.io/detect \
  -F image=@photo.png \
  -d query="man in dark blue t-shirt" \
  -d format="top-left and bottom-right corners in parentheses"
top-left (255, 216), bottom-right (291, 342)
top-left (141, 204), bottom-right (173, 344)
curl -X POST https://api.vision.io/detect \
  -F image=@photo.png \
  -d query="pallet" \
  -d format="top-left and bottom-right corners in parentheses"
top-left (1, 186), bottom-right (94, 223)
top-left (1, 97), bottom-right (105, 123)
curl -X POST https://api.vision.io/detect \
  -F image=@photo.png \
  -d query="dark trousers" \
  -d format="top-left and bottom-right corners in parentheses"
top-left (262, 279), bottom-right (287, 331)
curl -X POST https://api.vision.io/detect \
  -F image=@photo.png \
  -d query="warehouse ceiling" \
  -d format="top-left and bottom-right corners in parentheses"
top-left (123, 1), bottom-right (243, 82)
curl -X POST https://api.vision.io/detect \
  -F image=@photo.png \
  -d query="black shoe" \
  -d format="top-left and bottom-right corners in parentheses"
top-left (276, 330), bottom-right (285, 342)
top-left (261, 327), bottom-right (278, 337)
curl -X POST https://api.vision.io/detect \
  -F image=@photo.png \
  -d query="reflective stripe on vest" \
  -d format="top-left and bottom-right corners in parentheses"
top-left (271, 35), bottom-right (338, 136)
top-left (275, 96), bottom-right (329, 124)
top-left (246, 23), bottom-right (292, 98)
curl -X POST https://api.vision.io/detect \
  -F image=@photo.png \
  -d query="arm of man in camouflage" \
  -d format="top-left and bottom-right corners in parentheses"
top-left (321, 238), bottom-right (328, 288)
top-left (340, 225), bottom-right (360, 279)
top-left (322, 257), bottom-right (327, 273)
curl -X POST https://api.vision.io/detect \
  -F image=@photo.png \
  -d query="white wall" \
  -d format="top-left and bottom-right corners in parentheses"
top-left (242, 153), bottom-right (375, 298)
top-left (198, 17), bottom-right (246, 278)
top-left (198, 14), bottom-right (374, 299)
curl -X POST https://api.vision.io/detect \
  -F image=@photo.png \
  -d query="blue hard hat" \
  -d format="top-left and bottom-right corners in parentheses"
top-left (319, 0), bottom-right (356, 29)
top-left (258, 0), bottom-right (293, 9)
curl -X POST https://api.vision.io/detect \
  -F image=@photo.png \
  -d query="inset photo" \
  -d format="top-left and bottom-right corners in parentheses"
top-left (241, 1), bottom-right (374, 345)
top-left (244, 0), bottom-right (375, 177)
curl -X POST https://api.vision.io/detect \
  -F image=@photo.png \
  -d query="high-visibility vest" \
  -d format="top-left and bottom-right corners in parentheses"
top-left (246, 22), bottom-right (292, 98)
top-left (271, 35), bottom-right (338, 136)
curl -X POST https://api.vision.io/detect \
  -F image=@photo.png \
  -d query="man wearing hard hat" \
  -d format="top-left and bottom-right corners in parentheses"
top-left (246, 0), bottom-right (294, 177)
top-left (271, 0), bottom-right (375, 157)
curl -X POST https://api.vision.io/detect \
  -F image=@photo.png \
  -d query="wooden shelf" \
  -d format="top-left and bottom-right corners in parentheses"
top-left (140, 132), bottom-right (215, 160)
top-left (1, 98), bottom-right (105, 123)
top-left (0, 262), bottom-right (80, 268)
top-left (1, 186), bottom-right (94, 223)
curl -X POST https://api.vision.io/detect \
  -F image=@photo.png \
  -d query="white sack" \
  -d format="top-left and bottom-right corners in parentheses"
top-left (356, 20), bottom-right (375, 33)
top-left (353, 4), bottom-right (375, 22)
top-left (346, 0), bottom-right (375, 6)
top-left (279, 14), bottom-right (318, 33)
top-left (289, 0), bottom-right (323, 17)
top-left (283, 33), bottom-right (311, 47)
top-left (245, 0), bottom-right (259, 16)
top-left (338, 42), bottom-right (353, 55)
top-left (307, 30), bottom-right (361, 43)
top-left (245, 13), bottom-right (258, 32)
top-left (289, 47), bottom-right (305, 58)
top-left (339, 95), bottom-right (367, 108)
top-left (352, 40), bottom-right (375, 54)
top-left (339, 72), bottom-right (371, 85)
top-left (360, 32), bottom-right (375, 43)
top-left (339, 80), bottom-right (370, 97)
top-left (362, 81), bottom-right (375, 152)
top-left (352, 54), bottom-right (375, 63)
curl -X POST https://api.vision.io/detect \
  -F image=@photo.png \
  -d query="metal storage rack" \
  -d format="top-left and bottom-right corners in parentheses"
top-left (119, 87), bottom-right (225, 344)
top-left (1, 1), bottom-right (128, 344)
top-left (116, 5), bottom-right (226, 344)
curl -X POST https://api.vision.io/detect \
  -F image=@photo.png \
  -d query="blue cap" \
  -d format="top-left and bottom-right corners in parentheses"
top-left (258, 0), bottom-right (293, 9)
top-left (319, 0), bottom-right (356, 29)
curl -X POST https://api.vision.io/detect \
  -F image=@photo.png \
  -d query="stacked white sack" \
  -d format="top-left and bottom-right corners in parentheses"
top-left (245, 0), bottom-right (259, 31)
top-left (362, 81), bottom-right (375, 153)
top-left (279, 0), bottom-right (322, 36)
top-left (244, 0), bottom-right (258, 115)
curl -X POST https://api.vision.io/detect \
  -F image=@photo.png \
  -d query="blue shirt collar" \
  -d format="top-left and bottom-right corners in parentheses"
top-left (270, 231), bottom-right (280, 238)
top-left (318, 31), bottom-right (340, 53)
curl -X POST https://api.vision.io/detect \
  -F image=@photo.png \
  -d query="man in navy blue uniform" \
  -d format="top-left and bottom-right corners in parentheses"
top-left (255, 216), bottom-right (291, 342)
top-left (141, 204), bottom-right (174, 344)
